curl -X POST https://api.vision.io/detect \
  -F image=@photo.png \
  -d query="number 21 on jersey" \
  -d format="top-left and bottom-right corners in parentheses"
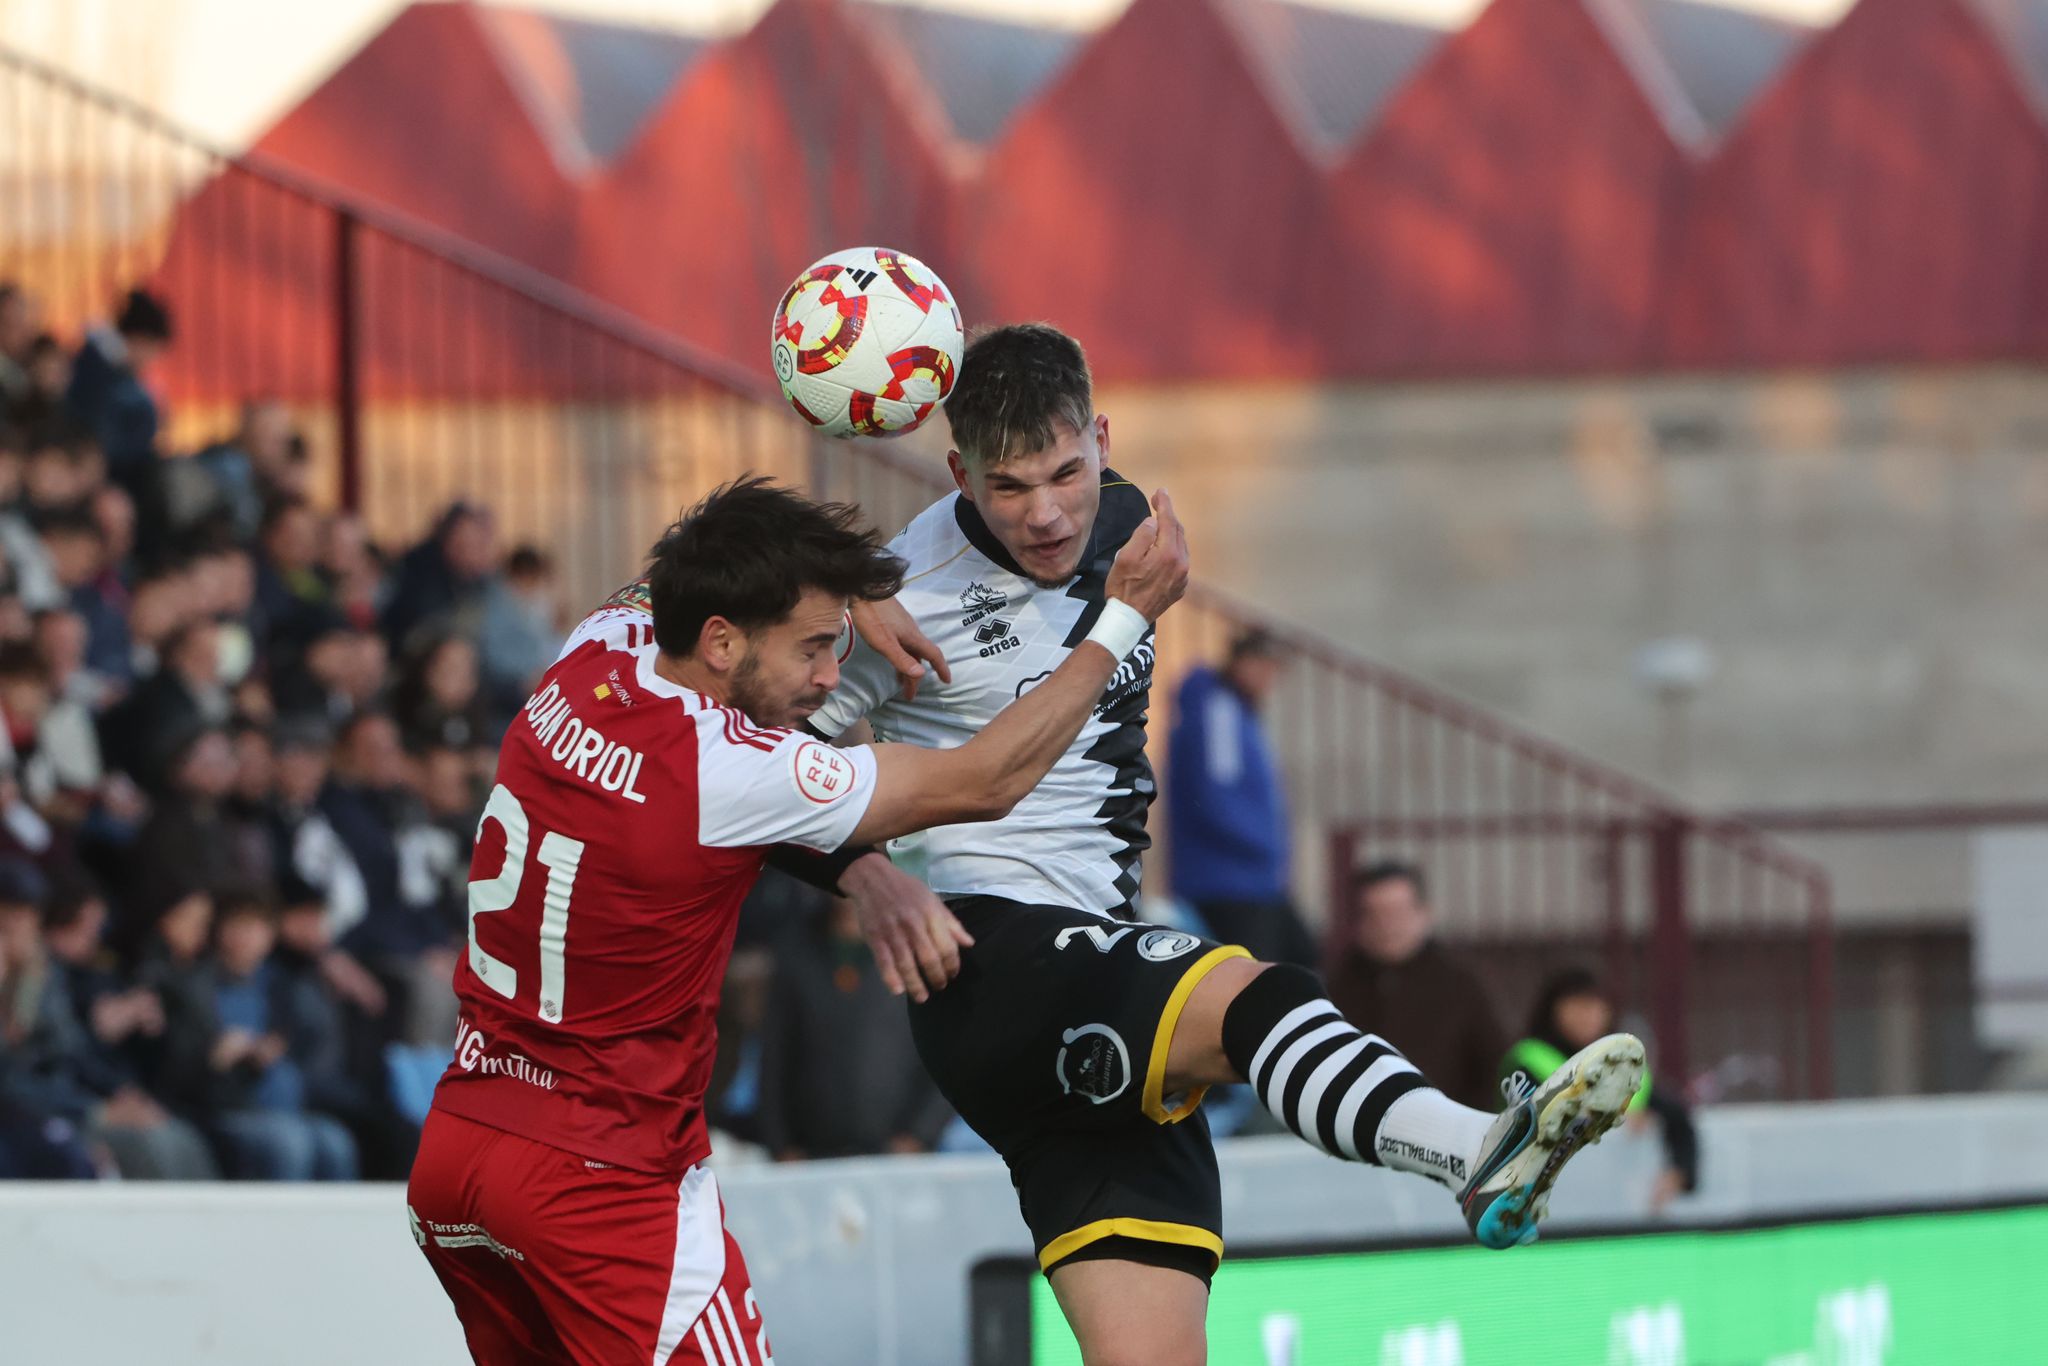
top-left (468, 783), bottom-right (586, 1024)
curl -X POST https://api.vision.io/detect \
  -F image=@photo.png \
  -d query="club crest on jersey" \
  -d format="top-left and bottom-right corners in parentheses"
top-left (959, 581), bottom-right (1008, 627)
top-left (1056, 1023), bottom-right (1130, 1104)
top-left (1136, 929), bottom-right (1201, 962)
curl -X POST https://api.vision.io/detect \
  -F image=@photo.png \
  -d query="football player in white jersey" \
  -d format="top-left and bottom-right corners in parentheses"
top-left (816, 324), bottom-right (1648, 1364)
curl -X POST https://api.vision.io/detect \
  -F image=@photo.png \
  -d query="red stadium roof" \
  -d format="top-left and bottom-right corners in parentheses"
top-left (169, 0), bottom-right (2048, 388)
top-left (1323, 0), bottom-right (1695, 374)
top-left (1661, 0), bottom-right (2048, 367)
top-left (573, 0), bottom-right (958, 375)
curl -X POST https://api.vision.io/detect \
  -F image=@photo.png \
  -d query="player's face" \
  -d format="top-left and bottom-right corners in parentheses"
top-left (952, 415), bottom-right (1107, 588)
top-left (729, 587), bottom-right (846, 727)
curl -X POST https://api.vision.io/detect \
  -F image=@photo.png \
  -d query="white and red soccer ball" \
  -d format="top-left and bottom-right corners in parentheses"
top-left (770, 246), bottom-right (963, 439)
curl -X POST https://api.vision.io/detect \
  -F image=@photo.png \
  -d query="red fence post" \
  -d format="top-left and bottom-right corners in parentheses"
top-left (334, 209), bottom-right (362, 513)
top-left (1809, 871), bottom-right (1835, 1099)
top-left (1325, 827), bottom-right (1357, 968)
top-left (1648, 813), bottom-right (1691, 1087)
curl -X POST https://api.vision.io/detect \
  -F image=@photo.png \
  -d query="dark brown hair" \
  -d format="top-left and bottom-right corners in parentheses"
top-left (945, 323), bottom-right (1094, 470)
top-left (647, 476), bottom-right (905, 656)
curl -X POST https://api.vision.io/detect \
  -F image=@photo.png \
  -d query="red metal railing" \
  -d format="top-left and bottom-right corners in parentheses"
top-left (0, 42), bottom-right (1835, 1097)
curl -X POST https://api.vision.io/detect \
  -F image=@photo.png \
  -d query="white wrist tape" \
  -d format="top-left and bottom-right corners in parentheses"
top-left (1085, 598), bottom-right (1149, 662)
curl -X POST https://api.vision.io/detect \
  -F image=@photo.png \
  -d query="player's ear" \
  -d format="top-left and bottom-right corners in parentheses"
top-left (1092, 413), bottom-right (1110, 461)
top-left (697, 616), bottom-right (739, 671)
top-left (946, 450), bottom-right (973, 500)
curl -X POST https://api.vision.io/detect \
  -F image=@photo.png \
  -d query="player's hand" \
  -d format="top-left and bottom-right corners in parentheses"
top-left (840, 852), bottom-right (974, 1003)
top-left (1104, 488), bottom-right (1190, 623)
top-left (850, 596), bottom-right (953, 700)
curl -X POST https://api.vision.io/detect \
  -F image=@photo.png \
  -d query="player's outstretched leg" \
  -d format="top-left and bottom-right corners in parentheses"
top-left (1200, 961), bottom-right (1643, 1249)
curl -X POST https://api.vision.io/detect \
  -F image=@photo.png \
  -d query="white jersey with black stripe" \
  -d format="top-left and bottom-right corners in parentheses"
top-left (808, 472), bottom-right (1156, 919)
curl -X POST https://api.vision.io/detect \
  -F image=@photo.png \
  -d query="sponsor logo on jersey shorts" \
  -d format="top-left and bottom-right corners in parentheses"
top-left (1056, 1023), bottom-right (1131, 1104)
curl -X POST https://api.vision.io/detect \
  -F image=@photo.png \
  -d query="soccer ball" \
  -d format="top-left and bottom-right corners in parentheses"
top-left (770, 246), bottom-right (963, 439)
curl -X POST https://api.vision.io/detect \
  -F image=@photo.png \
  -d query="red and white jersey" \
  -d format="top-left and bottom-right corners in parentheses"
top-left (431, 604), bottom-right (878, 1174)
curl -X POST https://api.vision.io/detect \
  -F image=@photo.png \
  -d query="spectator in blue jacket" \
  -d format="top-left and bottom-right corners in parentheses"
top-left (1166, 629), bottom-right (1314, 965)
top-left (64, 289), bottom-right (171, 497)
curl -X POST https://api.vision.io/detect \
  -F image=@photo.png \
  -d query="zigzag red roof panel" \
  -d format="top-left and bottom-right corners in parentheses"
top-left (1661, 0), bottom-right (2048, 367)
top-left (1323, 0), bottom-right (1696, 375)
top-left (249, 2), bottom-right (579, 277)
top-left (573, 0), bottom-right (958, 374)
top-left (952, 0), bottom-right (1328, 380)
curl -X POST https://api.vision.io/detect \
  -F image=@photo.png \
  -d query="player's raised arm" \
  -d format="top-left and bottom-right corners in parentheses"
top-left (848, 489), bottom-right (1188, 846)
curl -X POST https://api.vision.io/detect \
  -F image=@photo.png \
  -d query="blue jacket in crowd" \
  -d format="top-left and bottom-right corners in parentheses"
top-left (1166, 666), bottom-right (1289, 903)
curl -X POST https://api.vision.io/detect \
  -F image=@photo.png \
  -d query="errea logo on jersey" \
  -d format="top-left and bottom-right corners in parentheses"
top-left (793, 741), bottom-right (855, 804)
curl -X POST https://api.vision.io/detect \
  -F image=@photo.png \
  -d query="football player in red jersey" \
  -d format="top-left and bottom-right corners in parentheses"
top-left (407, 476), bottom-right (1188, 1366)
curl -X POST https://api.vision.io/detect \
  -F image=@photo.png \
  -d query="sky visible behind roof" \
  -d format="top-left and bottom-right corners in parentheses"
top-left (1, 0), bottom-right (1853, 148)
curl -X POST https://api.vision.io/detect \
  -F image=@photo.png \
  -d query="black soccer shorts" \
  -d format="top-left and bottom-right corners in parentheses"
top-left (908, 896), bottom-right (1250, 1282)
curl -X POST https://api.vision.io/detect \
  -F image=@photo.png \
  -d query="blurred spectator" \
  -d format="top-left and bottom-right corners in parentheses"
top-left (0, 858), bottom-right (100, 1177)
top-left (192, 400), bottom-right (303, 543)
top-left (480, 544), bottom-right (559, 715)
top-left (0, 640), bottom-right (100, 823)
top-left (120, 560), bottom-right (195, 685)
top-left (38, 874), bottom-right (217, 1179)
top-left (1324, 861), bottom-right (1506, 1111)
top-left (301, 713), bottom-right (459, 1003)
top-left (64, 288), bottom-right (171, 496)
top-left (103, 619), bottom-right (231, 791)
top-left (44, 507), bottom-right (131, 685)
top-left (274, 612), bottom-right (386, 728)
top-left (1166, 627), bottom-right (1313, 965)
top-left (271, 884), bottom-right (414, 1176)
top-left (115, 727), bottom-right (243, 961)
top-left (1505, 968), bottom-right (1699, 1212)
top-left (756, 899), bottom-right (952, 1161)
top-left (223, 719), bottom-right (277, 889)
top-left (34, 606), bottom-right (107, 713)
top-left (380, 501), bottom-right (496, 653)
top-left (395, 632), bottom-right (492, 756)
top-left (253, 496), bottom-right (328, 649)
top-left (321, 512), bottom-right (384, 631)
top-left (0, 427), bottom-right (63, 610)
top-left (91, 481), bottom-right (136, 589)
top-left (151, 889), bottom-right (358, 1181)
top-left (0, 283), bottom-right (34, 405)
top-left (24, 425), bottom-right (101, 522)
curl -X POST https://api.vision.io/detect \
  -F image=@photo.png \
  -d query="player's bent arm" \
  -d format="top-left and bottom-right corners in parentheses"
top-left (850, 633), bottom-right (1124, 843)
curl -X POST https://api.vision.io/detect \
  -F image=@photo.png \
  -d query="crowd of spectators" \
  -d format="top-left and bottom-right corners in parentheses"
top-left (0, 282), bottom-right (562, 1182)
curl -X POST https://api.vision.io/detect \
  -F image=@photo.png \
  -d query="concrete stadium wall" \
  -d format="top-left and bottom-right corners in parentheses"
top-left (4, 1094), bottom-right (2046, 1366)
top-left (1096, 366), bottom-right (2048, 842)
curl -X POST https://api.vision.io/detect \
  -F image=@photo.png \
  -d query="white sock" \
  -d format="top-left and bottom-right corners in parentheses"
top-left (1374, 1087), bottom-right (1496, 1191)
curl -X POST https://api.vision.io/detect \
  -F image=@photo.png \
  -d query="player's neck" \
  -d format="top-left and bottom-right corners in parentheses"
top-left (656, 651), bottom-right (730, 706)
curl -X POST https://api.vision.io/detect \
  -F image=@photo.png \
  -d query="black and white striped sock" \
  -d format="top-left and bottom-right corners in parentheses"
top-left (1221, 964), bottom-right (1494, 1189)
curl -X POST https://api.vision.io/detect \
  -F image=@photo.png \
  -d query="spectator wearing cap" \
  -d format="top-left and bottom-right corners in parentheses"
top-left (379, 501), bottom-right (496, 654)
top-left (1166, 628), bottom-right (1315, 966)
top-left (64, 288), bottom-right (171, 497)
